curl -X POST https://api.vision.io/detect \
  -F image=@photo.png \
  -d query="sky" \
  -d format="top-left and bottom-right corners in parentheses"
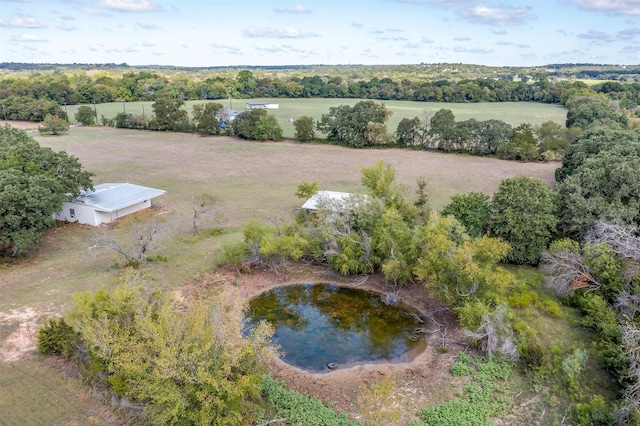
top-left (1, 0), bottom-right (640, 67)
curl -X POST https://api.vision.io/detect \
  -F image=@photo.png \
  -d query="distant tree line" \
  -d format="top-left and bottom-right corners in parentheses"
top-left (2, 69), bottom-right (639, 122)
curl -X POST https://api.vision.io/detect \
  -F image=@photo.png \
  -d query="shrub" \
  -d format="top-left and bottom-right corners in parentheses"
top-left (451, 353), bottom-right (475, 376)
top-left (36, 317), bottom-right (78, 358)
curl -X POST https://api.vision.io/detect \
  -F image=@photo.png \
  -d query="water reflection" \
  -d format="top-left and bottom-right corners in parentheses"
top-left (246, 283), bottom-right (426, 372)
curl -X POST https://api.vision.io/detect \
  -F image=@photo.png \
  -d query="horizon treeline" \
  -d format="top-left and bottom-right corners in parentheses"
top-left (1, 68), bottom-right (639, 122)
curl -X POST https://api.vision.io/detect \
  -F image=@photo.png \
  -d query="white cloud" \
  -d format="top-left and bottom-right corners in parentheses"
top-left (0, 16), bottom-right (46, 28)
top-left (274, 4), bottom-right (311, 13)
top-left (242, 27), bottom-right (319, 38)
top-left (578, 27), bottom-right (640, 42)
top-left (99, 0), bottom-right (160, 13)
top-left (211, 43), bottom-right (243, 55)
top-left (11, 33), bottom-right (47, 42)
top-left (136, 22), bottom-right (160, 30)
top-left (459, 5), bottom-right (536, 26)
top-left (568, 0), bottom-right (640, 15)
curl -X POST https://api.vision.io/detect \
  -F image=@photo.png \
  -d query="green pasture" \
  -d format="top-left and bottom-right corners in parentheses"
top-left (66, 98), bottom-right (568, 139)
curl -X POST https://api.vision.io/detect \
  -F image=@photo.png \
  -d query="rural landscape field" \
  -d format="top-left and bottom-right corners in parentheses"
top-left (2, 0), bottom-right (640, 422)
top-left (1, 118), bottom-right (568, 424)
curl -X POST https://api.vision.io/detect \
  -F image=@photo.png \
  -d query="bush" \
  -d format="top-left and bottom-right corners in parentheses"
top-left (451, 353), bottom-right (475, 376)
top-left (36, 317), bottom-right (78, 358)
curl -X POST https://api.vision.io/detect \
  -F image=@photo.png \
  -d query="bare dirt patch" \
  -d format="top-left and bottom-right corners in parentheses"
top-left (183, 264), bottom-right (467, 423)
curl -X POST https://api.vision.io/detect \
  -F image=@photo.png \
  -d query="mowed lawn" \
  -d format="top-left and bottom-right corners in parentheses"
top-left (0, 125), bottom-right (559, 425)
top-left (67, 98), bottom-right (568, 139)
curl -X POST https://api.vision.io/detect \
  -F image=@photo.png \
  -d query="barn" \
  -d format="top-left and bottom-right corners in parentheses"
top-left (53, 183), bottom-right (166, 226)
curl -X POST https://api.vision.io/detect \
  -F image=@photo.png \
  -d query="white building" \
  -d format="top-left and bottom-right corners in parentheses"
top-left (246, 102), bottom-right (279, 110)
top-left (53, 183), bottom-right (166, 226)
top-left (301, 190), bottom-right (369, 214)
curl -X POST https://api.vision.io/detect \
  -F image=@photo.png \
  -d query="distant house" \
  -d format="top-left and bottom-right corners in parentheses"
top-left (53, 183), bottom-right (166, 226)
top-left (246, 102), bottom-right (279, 110)
top-left (216, 108), bottom-right (241, 124)
top-left (301, 191), bottom-right (368, 215)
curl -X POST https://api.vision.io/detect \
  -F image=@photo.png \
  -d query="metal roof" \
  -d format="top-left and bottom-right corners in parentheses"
top-left (72, 183), bottom-right (166, 212)
top-left (301, 190), bottom-right (359, 211)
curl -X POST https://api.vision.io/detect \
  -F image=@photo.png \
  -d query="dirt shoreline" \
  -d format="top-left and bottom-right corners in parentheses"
top-left (186, 264), bottom-right (465, 423)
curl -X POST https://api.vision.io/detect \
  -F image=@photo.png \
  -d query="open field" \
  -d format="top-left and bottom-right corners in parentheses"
top-left (65, 98), bottom-right (568, 139)
top-left (1, 126), bottom-right (561, 424)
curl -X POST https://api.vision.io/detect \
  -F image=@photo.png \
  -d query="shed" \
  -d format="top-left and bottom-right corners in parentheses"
top-left (246, 102), bottom-right (279, 110)
top-left (53, 183), bottom-right (166, 226)
top-left (301, 191), bottom-right (368, 214)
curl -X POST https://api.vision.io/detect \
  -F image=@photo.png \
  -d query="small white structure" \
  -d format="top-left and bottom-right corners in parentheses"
top-left (54, 183), bottom-right (166, 226)
top-left (246, 102), bottom-right (279, 110)
top-left (301, 191), bottom-right (368, 215)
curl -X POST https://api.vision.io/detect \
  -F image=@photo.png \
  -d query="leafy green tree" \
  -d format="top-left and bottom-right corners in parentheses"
top-left (557, 152), bottom-right (640, 239)
top-left (395, 117), bottom-right (421, 147)
top-left (74, 105), bottom-right (96, 126)
top-left (555, 128), bottom-right (640, 182)
top-left (489, 176), bottom-right (557, 264)
top-left (233, 109), bottom-right (282, 141)
top-left (428, 109), bottom-right (457, 151)
top-left (67, 282), bottom-right (275, 426)
top-left (497, 123), bottom-right (540, 162)
top-left (566, 96), bottom-right (629, 130)
top-left (192, 102), bottom-right (223, 135)
top-left (361, 160), bottom-right (416, 223)
top-left (441, 192), bottom-right (491, 237)
top-left (0, 127), bottom-right (93, 254)
top-left (148, 97), bottom-right (191, 131)
top-left (293, 115), bottom-right (315, 142)
top-left (372, 207), bottom-right (417, 286)
top-left (473, 119), bottom-right (513, 155)
top-left (294, 181), bottom-right (319, 199)
top-left (114, 112), bottom-right (146, 129)
top-left (317, 101), bottom-right (391, 147)
top-left (38, 114), bottom-right (69, 135)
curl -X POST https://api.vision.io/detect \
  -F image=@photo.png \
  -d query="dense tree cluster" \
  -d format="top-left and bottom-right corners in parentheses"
top-left (5, 67), bottom-right (637, 123)
top-left (0, 126), bottom-right (93, 255)
top-left (38, 279), bottom-right (276, 425)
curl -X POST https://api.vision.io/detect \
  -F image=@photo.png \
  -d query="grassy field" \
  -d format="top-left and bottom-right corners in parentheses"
top-left (66, 98), bottom-right (568, 139)
top-left (1, 125), bottom-right (564, 424)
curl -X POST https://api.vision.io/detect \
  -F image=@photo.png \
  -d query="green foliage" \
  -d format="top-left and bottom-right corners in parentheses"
top-left (416, 356), bottom-right (514, 426)
top-left (489, 176), bottom-right (557, 264)
top-left (233, 109), bottom-right (283, 140)
top-left (74, 105), bottom-right (96, 126)
top-left (36, 317), bottom-right (78, 358)
top-left (497, 123), bottom-right (540, 162)
top-left (562, 348), bottom-right (589, 394)
top-left (566, 96), bottom-right (628, 130)
top-left (295, 181), bottom-right (319, 200)
top-left (513, 322), bottom-right (550, 371)
top-left (261, 376), bottom-right (361, 426)
top-left (317, 100), bottom-right (391, 147)
top-left (451, 353), bottom-right (475, 376)
top-left (293, 115), bottom-right (316, 142)
top-left (192, 102), bottom-right (222, 135)
top-left (0, 126), bottom-right (93, 255)
top-left (441, 192), bottom-right (491, 237)
top-left (148, 97), bottom-right (191, 131)
top-left (38, 114), bottom-right (69, 135)
top-left (113, 112), bottom-right (146, 129)
top-left (429, 109), bottom-right (457, 151)
top-left (68, 283), bottom-right (275, 426)
top-left (574, 395), bottom-right (612, 425)
top-left (395, 116), bottom-right (421, 146)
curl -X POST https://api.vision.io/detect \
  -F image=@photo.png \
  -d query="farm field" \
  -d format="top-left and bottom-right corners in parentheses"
top-left (1, 125), bottom-right (562, 424)
top-left (65, 98), bottom-right (568, 139)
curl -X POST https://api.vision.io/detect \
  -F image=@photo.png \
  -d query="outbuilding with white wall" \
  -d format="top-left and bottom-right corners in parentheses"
top-left (54, 183), bottom-right (166, 226)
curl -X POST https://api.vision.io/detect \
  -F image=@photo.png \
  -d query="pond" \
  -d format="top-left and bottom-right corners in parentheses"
top-left (245, 283), bottom-right (427, 373)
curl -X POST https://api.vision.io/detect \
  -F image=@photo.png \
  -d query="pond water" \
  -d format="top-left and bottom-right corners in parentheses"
top-left (245, 283), bottom-right (426, 373)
